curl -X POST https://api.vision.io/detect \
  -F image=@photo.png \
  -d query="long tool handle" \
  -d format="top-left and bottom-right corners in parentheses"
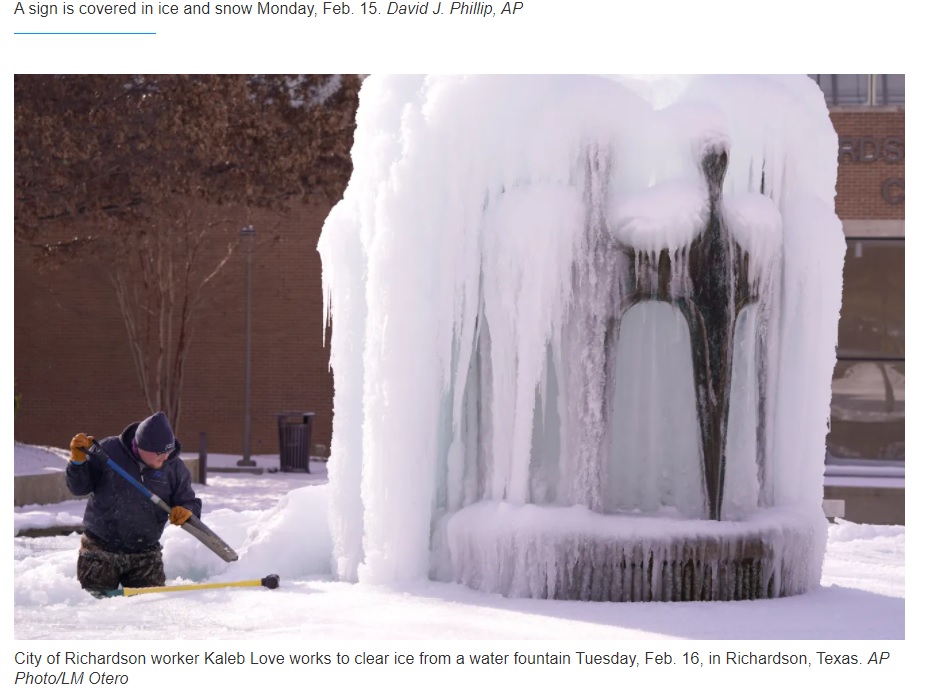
top-left (104, 454), bottom-right (165, 506)
top-left (109, 579), bottom-right (265, 597)
top-left (103, 573), bottom-right (279, 598)
top-left (81, 443), bottom-right (239, 562)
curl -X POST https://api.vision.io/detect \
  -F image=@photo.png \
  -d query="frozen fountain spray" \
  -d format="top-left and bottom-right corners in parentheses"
top-left (319, 75), bottom-right (845, 601)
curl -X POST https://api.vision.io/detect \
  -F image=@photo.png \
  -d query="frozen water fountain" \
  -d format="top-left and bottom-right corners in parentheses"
top-left (319, 75), bottom-right (845, 601)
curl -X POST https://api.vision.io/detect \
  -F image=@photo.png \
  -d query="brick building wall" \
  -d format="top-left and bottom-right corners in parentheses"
top-left (15, 202), bottom-right (335, 456)
top-left (15, 106), bottom-right (905, 459)
top-left (830, 108), bottom-right (905, 221)
top-left (824, 107), bottom-right (904, 524)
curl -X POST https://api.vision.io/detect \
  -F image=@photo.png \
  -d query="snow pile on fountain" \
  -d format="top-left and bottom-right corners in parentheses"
top-left (318, 75), bottom-right (844, 600)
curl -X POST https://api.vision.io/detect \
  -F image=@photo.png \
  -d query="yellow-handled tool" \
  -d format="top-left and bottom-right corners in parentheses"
top-left (104, 574), bottom-right (280, 597)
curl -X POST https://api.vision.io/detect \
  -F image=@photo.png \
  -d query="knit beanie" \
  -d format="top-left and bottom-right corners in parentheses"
top-left (135, 412), bottom-right (176, 454)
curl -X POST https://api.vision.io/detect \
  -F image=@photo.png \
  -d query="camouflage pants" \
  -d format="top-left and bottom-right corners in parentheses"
top-left (77, 534), bottom-right (166, 595)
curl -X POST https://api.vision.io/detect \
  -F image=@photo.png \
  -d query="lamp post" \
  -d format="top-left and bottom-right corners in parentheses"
top-left (237, 224), bottom-right (256, 467)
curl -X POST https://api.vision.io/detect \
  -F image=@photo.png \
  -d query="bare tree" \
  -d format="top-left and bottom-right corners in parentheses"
top-left (15, 74), bottom-right (360, 430)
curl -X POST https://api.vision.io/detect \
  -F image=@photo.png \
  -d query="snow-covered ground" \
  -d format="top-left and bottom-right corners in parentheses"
top-left (12, 443), bottom-right (903, 640)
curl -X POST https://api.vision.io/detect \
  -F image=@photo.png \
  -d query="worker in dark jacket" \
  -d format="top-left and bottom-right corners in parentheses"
top-left (66, 412), bottom-right (202, 595)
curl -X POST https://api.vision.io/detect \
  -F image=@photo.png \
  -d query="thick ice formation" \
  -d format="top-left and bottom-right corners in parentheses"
top-left (318, 75), bottom-right (844, 600)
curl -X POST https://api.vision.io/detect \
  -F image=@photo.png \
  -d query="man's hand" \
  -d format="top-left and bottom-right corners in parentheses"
top-left (69, 433), bottom-right (95, 464)
top-left (169, 506), bottom-right (192, 526)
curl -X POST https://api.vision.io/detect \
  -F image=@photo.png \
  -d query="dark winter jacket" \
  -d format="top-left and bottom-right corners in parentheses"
top-left (66, 422), bottom-right (202, 554)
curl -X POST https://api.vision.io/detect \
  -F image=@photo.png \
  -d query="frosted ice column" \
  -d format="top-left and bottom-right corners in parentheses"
top-left (319, 75), bottom-right (844, 601)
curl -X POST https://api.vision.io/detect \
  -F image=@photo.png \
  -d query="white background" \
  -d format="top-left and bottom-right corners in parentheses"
top-left (3, 2), bottom-right (916, 686)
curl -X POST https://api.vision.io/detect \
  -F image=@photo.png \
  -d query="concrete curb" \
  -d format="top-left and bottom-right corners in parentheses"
top-left (14, 458), bottom-right (202, 507)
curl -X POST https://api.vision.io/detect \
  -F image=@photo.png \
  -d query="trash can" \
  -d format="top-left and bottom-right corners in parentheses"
top-left (276, 412), bottom-right (315, 473)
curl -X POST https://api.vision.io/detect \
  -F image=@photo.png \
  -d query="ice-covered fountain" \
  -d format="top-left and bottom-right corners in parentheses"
top-left (318, 75), bottom-right (845, 601)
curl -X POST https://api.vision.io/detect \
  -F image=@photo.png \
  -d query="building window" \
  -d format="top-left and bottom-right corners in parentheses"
top-left (876, 74), bottom-right (905, 105)
top-left (828, 238), bottom-right (904, 462)
top-left (837, 239), bottom-right (904, 360)
top-left (810, 74), bottom-right (870, 106)
top-left (809, 74), bottom-right (905, 106)
top-left (829, 361), bottom-right (904, 462)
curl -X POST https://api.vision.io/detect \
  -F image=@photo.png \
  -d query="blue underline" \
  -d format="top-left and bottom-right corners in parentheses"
top-left (14, 32), bottom-right (157, 35)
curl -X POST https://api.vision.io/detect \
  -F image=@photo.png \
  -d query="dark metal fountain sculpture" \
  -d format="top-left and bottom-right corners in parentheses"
top-left (609, 149), bottom-right (770, 520)
top-left (445, 146), bottom-right (806, 602)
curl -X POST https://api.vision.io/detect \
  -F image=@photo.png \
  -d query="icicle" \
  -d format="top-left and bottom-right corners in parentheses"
top-left (325, 74), bottom-right (839, 600)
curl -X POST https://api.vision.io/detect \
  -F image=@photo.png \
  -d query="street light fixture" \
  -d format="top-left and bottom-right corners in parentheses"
top-left (237, 224), bottom-right (257, 468)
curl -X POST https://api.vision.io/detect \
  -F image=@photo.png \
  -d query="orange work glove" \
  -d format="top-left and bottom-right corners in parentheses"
top-left (69, 433), bottom-right (95, 463)
top-left (169, 506), bottom-right (192, 526)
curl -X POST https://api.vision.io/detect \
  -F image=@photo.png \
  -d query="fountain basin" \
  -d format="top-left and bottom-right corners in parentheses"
top-left (439, 501), bottom-right (827, 602)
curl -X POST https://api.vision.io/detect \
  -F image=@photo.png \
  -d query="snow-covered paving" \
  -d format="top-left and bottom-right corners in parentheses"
top-left (13, 445), bottom-right (903, 640)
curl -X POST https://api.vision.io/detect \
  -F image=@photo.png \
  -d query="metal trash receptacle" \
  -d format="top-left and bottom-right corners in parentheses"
top-left (276, 412), bottom-right (315, 472)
